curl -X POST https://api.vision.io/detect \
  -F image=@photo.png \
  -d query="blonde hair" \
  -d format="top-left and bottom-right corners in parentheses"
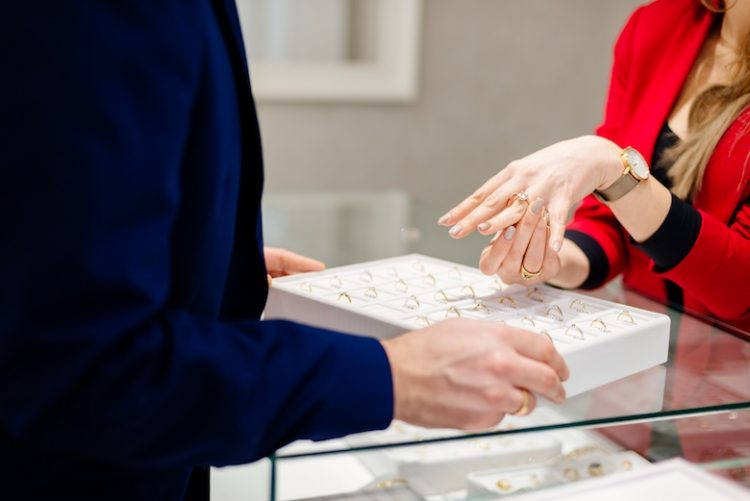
top-left (667, 0), bottom-right (750, 200)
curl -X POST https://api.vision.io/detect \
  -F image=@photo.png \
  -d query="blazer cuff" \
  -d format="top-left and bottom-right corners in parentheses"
top-left (304, 331), bottom-right (394, 440)
top-left (637, 193), bottom-right (702, 272)
top-left (565, 230), bottom-right (610, 290)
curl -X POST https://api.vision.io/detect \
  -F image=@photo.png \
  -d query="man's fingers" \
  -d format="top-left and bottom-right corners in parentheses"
top-left (508, 386), bottom-right (537, 416)
top-left (508, 358), bottom-right (565, 404)
top-left (265, 247), bottom-right (325, 276)
top-left (498, 326), bottom-right (569, 381)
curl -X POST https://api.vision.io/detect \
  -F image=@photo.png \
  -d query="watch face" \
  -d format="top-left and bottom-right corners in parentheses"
top-left (624, 148), bottom-right (650, 180)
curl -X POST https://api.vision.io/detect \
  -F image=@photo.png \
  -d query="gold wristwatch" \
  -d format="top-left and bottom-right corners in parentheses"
top-left (593, 146), bottom-right (650, 202)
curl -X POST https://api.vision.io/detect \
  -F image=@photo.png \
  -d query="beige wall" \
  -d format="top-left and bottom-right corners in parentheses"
top-left (257, 0), bottom-right (644, 207)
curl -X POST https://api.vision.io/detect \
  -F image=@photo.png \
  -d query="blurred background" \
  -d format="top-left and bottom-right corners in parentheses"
top-left (237, 0), bottom-right (644, 268)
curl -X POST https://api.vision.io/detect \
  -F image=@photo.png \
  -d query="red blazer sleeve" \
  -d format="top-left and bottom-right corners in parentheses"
top-left (659, 133), bottom-right (750, 321)
top-left (566, 8), bottom-right (644, 284)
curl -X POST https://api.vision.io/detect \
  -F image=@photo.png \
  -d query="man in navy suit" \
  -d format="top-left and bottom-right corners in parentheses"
top-left (0, 1), bottom-right (568, 499)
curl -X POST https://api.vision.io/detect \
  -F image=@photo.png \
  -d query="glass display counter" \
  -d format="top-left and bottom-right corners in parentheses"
top-left (269, 287), bottom-right (750, 499)
top-left (254, 191), bottom-right (750, 500)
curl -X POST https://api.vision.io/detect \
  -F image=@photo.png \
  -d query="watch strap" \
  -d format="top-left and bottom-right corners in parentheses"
top-left (593, 173), bottom-right (639, 202)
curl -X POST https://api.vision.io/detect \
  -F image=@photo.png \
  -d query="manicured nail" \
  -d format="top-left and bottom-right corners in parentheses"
top-left (551, 240), bottom-right (562, 252)
top-left (490, 231), bottom-right (502, 244)
top-left (531, 198), bottom-right (544, 215)
top-left (449, 224), bottom-right (463, 237)
top-left (478, 222), bottom-right (491, 232)
top-left (504, 226), bottom-right (516, 240)
top-left (438, 213), bottom-right (451, 225)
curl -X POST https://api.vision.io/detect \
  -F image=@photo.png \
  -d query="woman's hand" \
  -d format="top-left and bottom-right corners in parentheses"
top-left (264, 247), bottom-right (325, 278)
top-left (439, 135), bottom-right (624, 254)
top-left (479, 217), bottom-right (562, 286)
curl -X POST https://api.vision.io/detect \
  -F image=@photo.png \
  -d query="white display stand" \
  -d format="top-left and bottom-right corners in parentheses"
top-left (265, 254), bottom-right (671, 397)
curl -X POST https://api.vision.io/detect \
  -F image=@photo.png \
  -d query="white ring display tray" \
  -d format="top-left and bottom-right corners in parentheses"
top-left (265, 254), bottom-right (670, 397)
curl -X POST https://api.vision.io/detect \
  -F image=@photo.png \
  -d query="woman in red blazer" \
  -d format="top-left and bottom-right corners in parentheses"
top-left (440, 0), bottom-right (750, 334)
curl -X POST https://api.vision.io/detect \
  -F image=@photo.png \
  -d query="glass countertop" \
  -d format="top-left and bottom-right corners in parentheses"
top-left (264, 191), bottom-right (750, 460)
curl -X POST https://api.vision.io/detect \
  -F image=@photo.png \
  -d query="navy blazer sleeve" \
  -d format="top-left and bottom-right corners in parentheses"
top-left (0, 0), bottom-right (393, 469)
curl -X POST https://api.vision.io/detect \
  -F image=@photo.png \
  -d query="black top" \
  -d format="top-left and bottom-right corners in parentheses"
top-left (566, 124), bottom-right (703, 300)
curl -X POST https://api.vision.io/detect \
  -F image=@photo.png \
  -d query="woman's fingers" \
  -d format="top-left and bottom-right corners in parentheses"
top-left (546, 197), bottom-right (570, 253)
top-left (521, 216), bottom-right (548, 276)
top-left (498, 198), bottom-right (545, 282)
top-left (438, 169), bottom-right (513, 227)
top-left (478, 227), bottom-right (517, 275)
top-left (475, 195), bottom-right (530, 237)
top-left (448, 185), bottom-right (525, 238)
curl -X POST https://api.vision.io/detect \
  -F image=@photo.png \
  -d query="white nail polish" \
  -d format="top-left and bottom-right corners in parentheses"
top-left (449, 224), bottom-right (463, 237)
top-left (504, 226), bottom-right (516, 240)
top-left (531, 198), bottom-right (544, 215)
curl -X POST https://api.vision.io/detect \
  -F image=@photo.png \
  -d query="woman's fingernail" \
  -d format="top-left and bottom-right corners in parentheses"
top-left (449, 224), bottom-right (463, 237)
top-left (552, 240), bottom-right (562, 252)
top-left (504, 226), bottom-right (516, 240)
top-left (438, 213), bottom-right (451, 225)
top-left (531, 198), bottom-right (545, 215)
top-left (491, 231), bottom-right (502, 244)
top-left (478, 222), bottom-right (491, 232)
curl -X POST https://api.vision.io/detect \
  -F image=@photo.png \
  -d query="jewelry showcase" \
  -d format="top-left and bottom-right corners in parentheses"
top-left (265, 254), bottom-right (671, 396)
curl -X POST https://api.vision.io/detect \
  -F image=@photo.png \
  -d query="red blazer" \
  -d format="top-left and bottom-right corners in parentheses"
top-left (568, 0), bottom-right (750, 334)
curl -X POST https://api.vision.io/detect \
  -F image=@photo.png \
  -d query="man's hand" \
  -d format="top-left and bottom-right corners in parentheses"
top-left (264, 247), bottom-right (325, 278)
top-left (381, 319), bottom-right (568, 430)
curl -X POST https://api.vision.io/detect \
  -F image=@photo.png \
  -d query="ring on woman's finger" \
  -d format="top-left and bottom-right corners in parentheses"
top-left (512, 388), bottom-right (533, 416)
top-left (507, 191), bottom-right (530, 208)
top-left (520, 263), bottom-right (542, 281)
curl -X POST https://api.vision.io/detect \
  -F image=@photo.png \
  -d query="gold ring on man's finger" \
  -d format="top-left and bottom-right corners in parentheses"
top-left (512, 388), bottom-right (533, 416)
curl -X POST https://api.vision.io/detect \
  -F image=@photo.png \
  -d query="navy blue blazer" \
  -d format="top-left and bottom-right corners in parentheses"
top-left (0, 1), bottom-right (393, 499)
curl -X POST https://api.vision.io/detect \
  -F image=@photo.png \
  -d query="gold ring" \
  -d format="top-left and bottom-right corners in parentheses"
top-left (498, 295), bottom-right (518, 309)
top-left (565, 324), bottom-right (585, 340)
top-left (445, 306), bottom-right (462, 318)
top-left (569, 298), bottom-right (588, 313)
top-left (507, 191), bottom-right (530, 208)
top-left (527, 287), bottom-right (545, 302)
top-left (616, 310), bottom-right (636, 324)
top-left (520, 264), bottom-right (542, 280)
top-left (590, 318), bottom-right (609, 332)
top-left (546, 304), bottom-right (564, 321)
top-left (540, 330), bottom-right (554, 343)
top-left (512, 388), bottom-right (532, 416)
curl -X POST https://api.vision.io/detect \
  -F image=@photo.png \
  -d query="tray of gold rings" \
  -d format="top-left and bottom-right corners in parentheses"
top-left (265, 254), bottom-right (671, 397)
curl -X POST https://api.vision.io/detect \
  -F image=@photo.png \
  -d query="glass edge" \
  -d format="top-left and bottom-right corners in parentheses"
top-left (273, 402), bottom-right (750, 460)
